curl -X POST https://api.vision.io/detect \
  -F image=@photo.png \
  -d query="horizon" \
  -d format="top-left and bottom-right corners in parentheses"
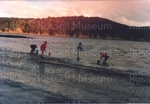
top-left (0, 0), bottom-right (150, 26)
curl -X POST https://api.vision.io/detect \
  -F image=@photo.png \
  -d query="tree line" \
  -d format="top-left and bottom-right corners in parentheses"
top-left (0, 16), bottom-right (150, 41)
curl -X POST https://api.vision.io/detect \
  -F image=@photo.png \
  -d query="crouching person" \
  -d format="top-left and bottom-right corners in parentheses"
top-left (97, 52), bottom-right (109, 65)
top-left (30, 44), bottom-right (37, 54)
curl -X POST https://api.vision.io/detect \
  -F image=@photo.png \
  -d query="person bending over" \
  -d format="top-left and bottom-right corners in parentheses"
top-left (99, 52), bottom-right (109, 64)
top-left (30, 44), bottom-right (37, 54)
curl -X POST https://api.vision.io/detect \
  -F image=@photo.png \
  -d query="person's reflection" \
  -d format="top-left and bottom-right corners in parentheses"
top-left (38, 62), bottom-right (45, 83)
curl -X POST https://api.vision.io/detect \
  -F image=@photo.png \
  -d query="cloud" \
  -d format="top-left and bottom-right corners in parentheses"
top-left (0, 1), bottom-right (150, 26)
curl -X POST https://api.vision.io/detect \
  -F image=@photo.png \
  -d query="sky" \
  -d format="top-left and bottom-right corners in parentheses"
top-left (0, 0), bottom-right (150, 26)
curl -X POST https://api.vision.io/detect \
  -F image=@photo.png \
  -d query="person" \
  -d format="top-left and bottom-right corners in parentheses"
top-left (77, 42), bottom-right (83, 51)
top-left (40, 41), bottom-right (47, 58)
top-left (98, 52), bottom-right (109, 64)
top-left (77, 42), bottom-right (83, 61)
top-left (30, 44), bottom-right (37, 54)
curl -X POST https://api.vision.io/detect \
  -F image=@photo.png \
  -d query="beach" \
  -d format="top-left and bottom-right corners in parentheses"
top-left (0, 33), bottom-right (150, 103)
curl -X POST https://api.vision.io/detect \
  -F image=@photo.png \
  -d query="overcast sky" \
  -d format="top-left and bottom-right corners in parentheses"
top-left (0, 0), bottom-right (150, 26)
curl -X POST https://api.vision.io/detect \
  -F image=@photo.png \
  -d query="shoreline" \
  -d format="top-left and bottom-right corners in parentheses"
top-left (0, 34), bottom-right (32, 38)
top-left (0, 32), bottom-right (149, 43)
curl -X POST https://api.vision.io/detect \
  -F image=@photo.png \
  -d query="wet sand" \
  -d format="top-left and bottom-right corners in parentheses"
top-left (0, 81), bottom-right (73, 104)
top-left (1, 51), bottom-right (150, 103)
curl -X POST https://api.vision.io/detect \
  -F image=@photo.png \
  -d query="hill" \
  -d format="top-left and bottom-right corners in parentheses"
top-left (0, 16), bottom-right (150, 41)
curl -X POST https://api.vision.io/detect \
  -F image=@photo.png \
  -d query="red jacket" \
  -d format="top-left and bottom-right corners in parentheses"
top-left (40, 43), bottom-right (47, 51)
top-left (101, 52), bottom-right (108, 58)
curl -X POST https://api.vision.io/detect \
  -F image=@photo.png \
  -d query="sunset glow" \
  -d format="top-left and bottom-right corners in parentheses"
top-left (0, 0), bottom-right (150, 26)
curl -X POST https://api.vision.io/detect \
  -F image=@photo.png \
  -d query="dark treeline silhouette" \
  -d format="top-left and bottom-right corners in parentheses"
top-left (0, 16), bottom-right (150, 41)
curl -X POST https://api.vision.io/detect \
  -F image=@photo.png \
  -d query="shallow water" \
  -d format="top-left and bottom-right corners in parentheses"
top-left (0, 33), bottom-right (150, 103)
top-left (1, 34), bottom-right (150, 75)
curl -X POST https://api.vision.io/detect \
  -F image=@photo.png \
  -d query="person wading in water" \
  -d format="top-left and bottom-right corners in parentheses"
top-left (40, 41), bottom-right (47, 58)
top-left (77, 42), bottom-right (83, 61)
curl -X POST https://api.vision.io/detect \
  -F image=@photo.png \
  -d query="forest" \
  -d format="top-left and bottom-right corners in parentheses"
top-left (0, 16), bottom-right (150, 41)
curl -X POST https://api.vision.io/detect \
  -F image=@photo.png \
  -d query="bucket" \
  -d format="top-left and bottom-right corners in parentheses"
top-left (97, 60), bottom-right (100, 65)
top-left (36, 50), bottom-right (39, 55)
